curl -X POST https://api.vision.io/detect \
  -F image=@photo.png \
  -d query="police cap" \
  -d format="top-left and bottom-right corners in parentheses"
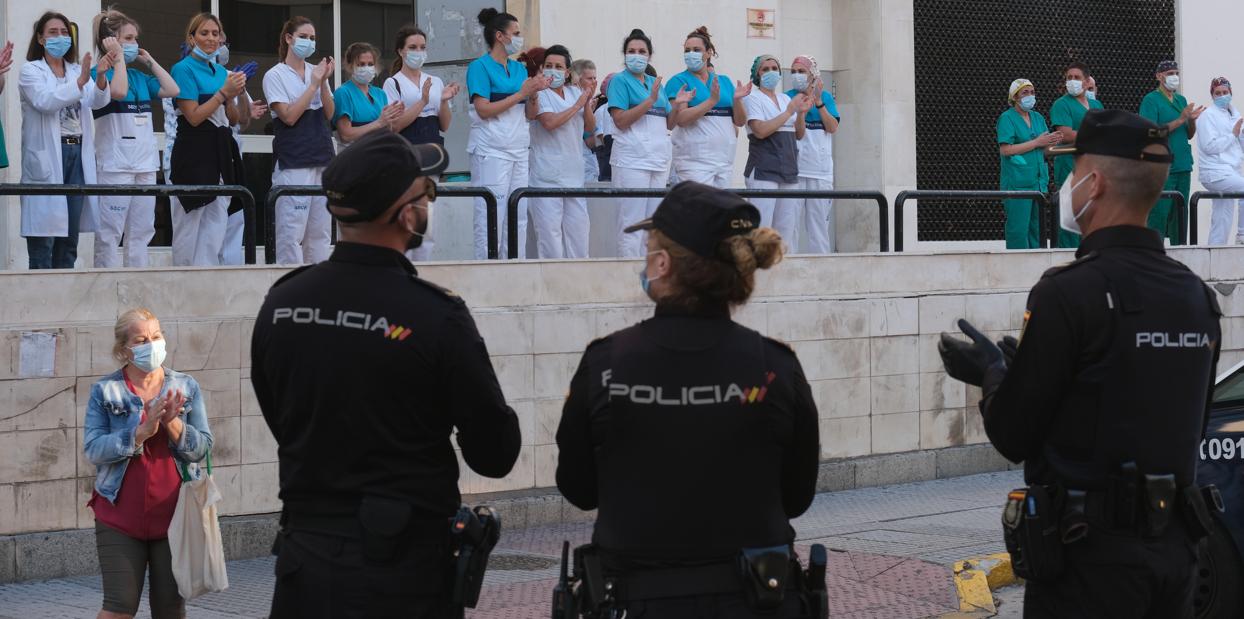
top-left (624, 181), bottom-right (761, 259)
top-left (322, 131), bottom-right (449, 223)
top-left (1070, 109), bottom-right (1174, 164)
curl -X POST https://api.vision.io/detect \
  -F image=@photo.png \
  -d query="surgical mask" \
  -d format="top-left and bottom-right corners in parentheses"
top-left (639, 250), bottom-right (665, 296)
top-left (404, 51), bottom-right (427, 70)
top-left (130, 339), bottom-right (167, 373)
top-left (404, 204), bottom-right (432, 250)
top-left (624, 53), bottom-right (648, 74)
top-left (791, 73), bottom-right (809, 92)
top-left (44, 36), bottom-right (72, 59)
top-left (122, 43), bottom-right (139, 64)
top-left (1058, 171), bottom-right (1096, 235)
top-left (1214, 94), bottom-right (1232, 110)
top-left (683, 51), bottom-right (704, 72)
top-left (759, 70), bottom-right (781, 91)
top-left (1164, 74), bottom-right (1180, 90)
top-left (1019, 95), bottom-right (1037, 111)
top-left (1085, 90), bottom-right (1097, 101)
top-left (352, 65), bottom-right (376, 84)
top-left (544, 68), bottom-right (565, 89)
top-left (504, 34), bottom-right (524, 56)
top-left (291, 37), bottom-right (316, 60)
top-left (1065, 79), bottom-right (1083, 96)
top-left (216, 44), bottom-right (230, 65)
top-left (192, 45), bottom-right (219, 63)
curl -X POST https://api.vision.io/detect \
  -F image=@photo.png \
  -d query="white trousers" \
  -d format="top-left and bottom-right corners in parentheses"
top-left (614, 166), bottom-right (670, 258)
top-left (1203, 172), bottom-right (1244, 245)
top-left (171, 193), bottom-right (228, 267)
top-left (745, 172), bottom-right (798, 235)
top-left (792, 176), bottom-right (836, 254)
top-left (94, 170), bottom-right (157, 268)
top-left (675, 166), bottom-right (732, 189)
top-left (471, 154), bottom-right (528, 259)
top-left (530, 195), bottom-right (589, 259)
top-left (219, 210), bottom-right (245, 265)
top-left (274, 167), bottom-right (331, 265)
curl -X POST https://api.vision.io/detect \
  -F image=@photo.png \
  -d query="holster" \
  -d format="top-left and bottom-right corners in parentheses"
top-left (449, 505), bottom-right (501, 609)
top-left (1002, 485), bottom-right (1065, 582)
top-left (737, 545), bottom-right (791, 611)
top-left (358, 495), bottom-right (414, 564)
top-left (1142, 474), bottom-right (1177, 538)
top-left (803, 544), bottom-right (829, 619)
top-left (1180, 484), bottom-right (1224, 540)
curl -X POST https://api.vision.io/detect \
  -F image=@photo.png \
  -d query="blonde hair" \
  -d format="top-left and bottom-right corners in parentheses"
top-left (651, 228), bottom-right (784, 312)
top-left (112, 308), bottom-right (158, 364)
top-left (344, 41), bottom-right (380, 69)
top-left (185, 13), bottom-right (222, 47)
top-left (93, 7), bottom-right (139, 55)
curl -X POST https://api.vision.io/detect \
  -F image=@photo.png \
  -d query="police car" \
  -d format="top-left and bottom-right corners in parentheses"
top-left (1195, 359), bottom-right (1244, 618)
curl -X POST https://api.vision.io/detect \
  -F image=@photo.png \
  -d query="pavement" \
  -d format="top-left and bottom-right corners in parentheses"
top-left (0, 470), bottom-right (1023, 619)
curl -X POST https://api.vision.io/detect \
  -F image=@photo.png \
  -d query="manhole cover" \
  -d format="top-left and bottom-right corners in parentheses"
top-left (489, 553), bottom-right (559, 571)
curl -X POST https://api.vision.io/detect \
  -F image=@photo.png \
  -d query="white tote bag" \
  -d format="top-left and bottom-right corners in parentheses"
top-left (169, 454), bottom-right (229, 599)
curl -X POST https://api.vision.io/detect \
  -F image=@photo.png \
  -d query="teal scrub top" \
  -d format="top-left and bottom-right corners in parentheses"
top-left (332, 82), bottom-right (388, 126)
top-left (1050, 93), bottom-right (1104, 182)
top-left (996, 107), bottom-right (1049, 190)
top-left (1139, 89), bottom-right (1193, 173)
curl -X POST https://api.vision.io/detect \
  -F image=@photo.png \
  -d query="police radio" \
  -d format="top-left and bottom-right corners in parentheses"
top-left (449, 505), bottom-right (500, 608)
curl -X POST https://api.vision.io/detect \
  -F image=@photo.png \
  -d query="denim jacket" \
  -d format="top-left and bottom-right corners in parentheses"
top-left (83, 367), bottom-right (214, 503)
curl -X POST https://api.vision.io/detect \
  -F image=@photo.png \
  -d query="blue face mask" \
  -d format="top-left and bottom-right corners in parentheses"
top-left (291, 37), bottom-right (316, 60)
top-left (122, 43), bottom-right (139, 64)
top-left (130, 339), bottom-right (167, 373)
top-left (1214, 94), bottom-right (1232, 110)
top-left (1019, 95), bottom-right (1037, 111)
top-left (192, 45), bottom-right (219, 62)
top-left (624, 53), bottom-right (648, 74)
top-left (44, 36), bottom-right (72, 59)
top-left (639, 250), bottom-right (664, 295)
top-left (683, 51), bottom-right (704, 72)
top-left (544, 68), bottom-right (566, 89)
top-left (760, 70), bottom-right (781, 91)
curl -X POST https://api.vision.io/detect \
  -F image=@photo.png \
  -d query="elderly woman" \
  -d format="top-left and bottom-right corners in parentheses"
top-left (997, 78), bottom-right (1059, 249)
top-left (84, 307), bottom-right (213, 619)
top-left (1196, 76), bottom-right (1244, 245)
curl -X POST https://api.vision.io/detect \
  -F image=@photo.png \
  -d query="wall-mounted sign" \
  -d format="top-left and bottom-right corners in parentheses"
top-left (747, 8), bottom-right (775, 39)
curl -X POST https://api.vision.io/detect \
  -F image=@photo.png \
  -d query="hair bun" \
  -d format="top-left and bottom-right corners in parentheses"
top-left (694, 26), bottom-right (710, 36)
top-left (629, 28), bottom-right (646, 38)
top-left (478, 8), bottom-right (499, 26)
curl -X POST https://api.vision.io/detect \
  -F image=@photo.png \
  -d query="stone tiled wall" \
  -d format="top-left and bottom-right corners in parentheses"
top-left (2, 248), bottom-right (1243, 536)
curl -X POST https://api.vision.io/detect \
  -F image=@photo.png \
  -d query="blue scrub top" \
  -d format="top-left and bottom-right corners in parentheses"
top-left (91, 68), bottom-right (161, 118)
top-left (786, 90), bottom-right (841, 128)
top-left (665, 71), bottom-right (734, 115)
top-left (607, 72), bottom-right (670, 113)
top-left (466, 55), bottom-right (527, 103)
top-left (171, 56), bottom-right (226, 105)
top-left (332, 82), bottom-right (388, 126)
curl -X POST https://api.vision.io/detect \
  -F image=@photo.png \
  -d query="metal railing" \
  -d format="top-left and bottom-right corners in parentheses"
top-left (504, 187), bottom-right (891, 258)
top-left (0, 183), bottom-right (258, 263)
top-left (264, 185), bottom-right (500, 262)
top-left (1188, 191), bottom-right (1244, 245)
top-left (893, 190), bottom-right (1051, 251)
top-left (1158, 190), bottom-right (1189, 245)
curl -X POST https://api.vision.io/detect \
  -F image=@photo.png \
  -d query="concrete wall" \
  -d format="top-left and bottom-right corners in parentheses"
top-left (2, 246), bottom-right (1244, 537)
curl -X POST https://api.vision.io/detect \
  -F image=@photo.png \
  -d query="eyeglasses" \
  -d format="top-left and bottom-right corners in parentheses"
top-left (387, 180), bottom-right (437, 223)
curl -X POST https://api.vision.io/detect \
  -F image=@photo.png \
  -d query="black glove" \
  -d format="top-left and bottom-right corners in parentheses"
top-left (997, 335), bottom-right (1019, 367)
top-left (938, 319), bottom-right (1006, 387)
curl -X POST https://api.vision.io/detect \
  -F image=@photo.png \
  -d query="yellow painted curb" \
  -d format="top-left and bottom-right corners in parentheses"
top-left (946, 553), bottom-right (1023, 617)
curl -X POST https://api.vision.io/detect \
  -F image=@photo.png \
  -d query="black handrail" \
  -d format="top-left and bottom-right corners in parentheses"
top-left (504, 187), bottom-right (891, 258)
top-left (893, 190), bottom-right (1051, 252)
top-left (0, 183), bottom-right (257, 264)
top-left (264, 185), bottom-right (500, 263)
top-left (1187, 191), bottom-right (1244, 245)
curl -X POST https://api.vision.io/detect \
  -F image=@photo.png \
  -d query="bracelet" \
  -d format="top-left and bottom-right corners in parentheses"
top-left (815, 102), bottom-right (826, 109)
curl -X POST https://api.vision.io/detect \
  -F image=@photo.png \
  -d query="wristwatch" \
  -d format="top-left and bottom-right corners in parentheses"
top-left (815, 102), bottom-right (825, 109)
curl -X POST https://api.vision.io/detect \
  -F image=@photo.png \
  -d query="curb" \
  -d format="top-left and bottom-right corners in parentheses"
top-left (943, 553), bottom-right (1021, 617)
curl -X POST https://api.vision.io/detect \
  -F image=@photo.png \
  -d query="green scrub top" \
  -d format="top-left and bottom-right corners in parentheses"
top-left (1139, 89), bottom-right (1193, 173)
top-left (1050, 93), bottom-right (1104, 184)
top-left (996, 107), bottom-right (1049, 190)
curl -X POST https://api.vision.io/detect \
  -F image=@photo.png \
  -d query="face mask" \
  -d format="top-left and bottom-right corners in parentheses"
top-left (130, 339), bottom-right (167, 373)
top-left (760, 70), bottom-right (782, 91)
top-left (192, 45), bottom-right (219, 62)
top-left (624, 53), bottom-right (648, 74)
top-left (404, 50), bottom-right (426, 70)
top-left (791, 73), bottom-right (809, 91)
top-left (1164, 74), bottom-right (1180, 90)
top-left (122, 43), bottom-right (139, 64)
top-left (683, 51), bottom-right (704, 72)
top-left (544, 68), bottom-right (566, 89)
top-left (1058, 171), bottom-right (1096, 235)
top-left (639, 250), bottom-right (665, 296)
top-left (504, 34), bottom-right (524, 55)
top-left (1019, 95), bottom-right (1037, 111)
top-left (44, 36), bottom-right (72, 59)
top-left (1065, 79), bottom-right (1083, 96)
top-left (404, 204), bottom-right (432, 250)
top-left (216, 44), bottom-right (230, 65)
top-left (1214, 94), bottom-right (1232, 110)
top-left (1085, 90), bottom-right (1097, 101)
top-left (291, 37), bottom-right (316, 60)
top-left (353, 65), bottom-right (376, 84)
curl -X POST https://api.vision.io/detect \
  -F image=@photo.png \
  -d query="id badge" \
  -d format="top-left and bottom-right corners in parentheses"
top-left (134, 114), bottom-right (149, 126)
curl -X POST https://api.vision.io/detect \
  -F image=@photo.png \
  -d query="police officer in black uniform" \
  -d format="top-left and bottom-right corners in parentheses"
top-left (251, 131), bottom-right (522, 619)
top-left (939, 109), bottom-right (1222, 618)
top-left (555, 182), bottom-right (823, 618)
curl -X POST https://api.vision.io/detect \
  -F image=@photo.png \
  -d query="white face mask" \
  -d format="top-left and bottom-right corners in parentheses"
top-left (130, 339), bottom-right (167, 373)
top-left (791, 73), bottom-right (809, 91)
top-left (1059, 171), bottom-right (1096, 235)
top-left (504, 34), bottom-right (524, 55)
top-left (1065, 79), bottom-right (1083, 96)
top-left (1164, 74), bottom-right (1180, 91)
top-left (352, 65), bottom-right (376, 84)
top-left (404, 51), bottom-right (427, 70)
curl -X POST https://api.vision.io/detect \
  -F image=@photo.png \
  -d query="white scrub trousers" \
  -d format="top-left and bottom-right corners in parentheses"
top-left (219, 209), bottom-right (245, 265)
top-left (171, 194), bottom-right (228, 267)
top-left (1204, 173), bottom-right (1244, 245)
top-left (273, 166), bottom-right (332, 265)
top-left (745, 172), bottom-right (798, 232)
top-left (94, 170), bottom-right (157, 268)
top-left (674, 166), bottom-right (732, 189)
top-left (471, 154), bottom-right (528, 259)
top-left (530, 179), bottom-right (590, 259)
top-left (614, 166), bottom-right (670, 258)
top-left (794, 176), bottom-right (836, 254)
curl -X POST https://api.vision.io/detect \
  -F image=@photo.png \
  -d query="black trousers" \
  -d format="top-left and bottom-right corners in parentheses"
top-left (1023, 521), bottom-right (1198, 619)
top-left (269, 529), bottom-right (459, 619)
top-left (616, 593), bottom-right (810, 618)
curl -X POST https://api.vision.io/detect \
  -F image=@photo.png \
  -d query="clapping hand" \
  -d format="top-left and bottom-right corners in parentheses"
top-left (249, 99), bottom-right (268, 119)
top-left (673, 84), bottom-right (693, 106)
top-left (734, 79), bottom-right (752, 100)
top-left (0, 41), bottom-right (14, 77)
top-left (938, 319), bottom-right (1006, 388)
top-left (441, 81), bottom-right (461, 101)
top-left (647, 75), bottom-right (664, 101)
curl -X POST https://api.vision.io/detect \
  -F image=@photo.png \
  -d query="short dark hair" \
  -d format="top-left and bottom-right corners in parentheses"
top-left (477, 8), bottom-right (517, 48)
top-left (27, 11), bottom-right (76, 63)
top-left (1064, 62), bottom-right (1089, 78)
top-left (543, 44), bottom-right (572, 67)
top-left (622, 28), bottom-right (652, 56)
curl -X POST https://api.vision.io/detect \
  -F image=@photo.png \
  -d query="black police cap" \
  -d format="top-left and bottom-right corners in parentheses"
top-left (322, 131), bottom-right (449, 223)
top-left (624, 181), bottom-right (761, 259)
top-left (1068, 109), bottom-right (1174, 164)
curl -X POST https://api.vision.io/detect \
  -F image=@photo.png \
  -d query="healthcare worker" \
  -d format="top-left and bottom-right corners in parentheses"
top-left (528, 44), bottom-right (596, 259)
top-left (1140, 60), bottom-right (1204, 244)
top-left (90, 9), bottom-right (179, 269)
top-left (609, 28), bottom-right (679, 257)
top-left (334, 42), bottom-right (402, 149)
top-left (467, 9), bottom-right (548, 259)
top-left (1195, 77), bottom-right (1244, 245)
top-left (665, 26), bottom-right (744, 189)
top-left (1085, 75), bottom-right (1099, 105)
top-left (19, 11), bottom-right (109, 269)
top-left (570, 58), bottom-right (599, 185)
top-left (262, 16), bottom-right (335, 266)
top-left (1049, 62), bottom-right (1103, 248)
top-left (169, 13), bottom-right (246, 267)
top-left (218, 42), bottom-right (265, 267)
top-left (997, 79), bottom-right (1059, 249)
top-left (384, 25), bottom-right (458, 146)
top-left (786, 54), bottom-right (839, 253)
top-left (738, 55), bottom-right (809, 233)
top-left (592, 72), bottom-right (616, 182)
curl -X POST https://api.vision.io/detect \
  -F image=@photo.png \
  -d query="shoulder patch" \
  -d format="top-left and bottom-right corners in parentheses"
top-left (1040, 250), bottom-right (1099, 279)
top-left (271, 264), bottom-right (314, 288)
